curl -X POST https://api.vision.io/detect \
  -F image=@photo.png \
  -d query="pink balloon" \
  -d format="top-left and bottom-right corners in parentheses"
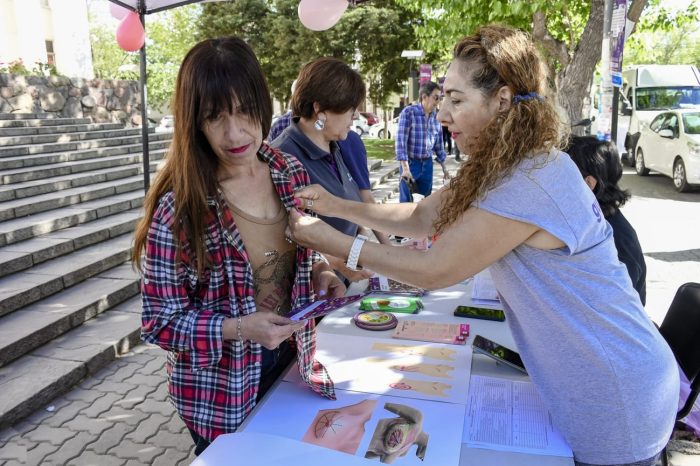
top-left (116, 11), bottom-right (145, 52)
top-left (109, 3), bottom-right (129, 20)
top-left (298, 0), bottom-right (349, 31)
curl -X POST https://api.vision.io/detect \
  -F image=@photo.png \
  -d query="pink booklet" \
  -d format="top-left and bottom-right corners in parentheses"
top-left (288, 293), bottom-right (370, 321)
top-left (392, 320), bottom-right (470, 345)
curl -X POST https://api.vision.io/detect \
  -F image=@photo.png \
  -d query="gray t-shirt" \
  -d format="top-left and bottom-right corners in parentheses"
top-left (476, 150), bottom-right (678, 464)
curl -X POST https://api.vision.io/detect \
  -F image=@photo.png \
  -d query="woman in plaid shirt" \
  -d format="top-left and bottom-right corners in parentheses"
top-left (132, 37), bottom-right (343, 456)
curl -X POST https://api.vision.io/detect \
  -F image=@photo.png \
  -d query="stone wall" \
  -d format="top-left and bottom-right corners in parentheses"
top-left (0, 73), bottom-right (143, 126)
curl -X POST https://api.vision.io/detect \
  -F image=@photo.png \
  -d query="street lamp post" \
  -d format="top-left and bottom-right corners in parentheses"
top-left (401, 49), bottom-right (424, 103)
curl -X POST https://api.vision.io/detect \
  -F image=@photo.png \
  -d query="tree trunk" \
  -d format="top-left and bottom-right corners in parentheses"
top-left (556, 0), bottom-right (605, 127)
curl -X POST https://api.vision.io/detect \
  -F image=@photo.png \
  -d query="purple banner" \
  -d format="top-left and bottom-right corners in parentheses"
top-left (611, 0), bottom-right (627, 72)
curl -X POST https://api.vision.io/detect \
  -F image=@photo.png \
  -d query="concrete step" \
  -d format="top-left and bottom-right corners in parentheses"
top-left (368, 161), bottom-right (399, 189)
top-left (0, 233), bottom-right (134, 318)
top-left (0, 122), bottom-right (123, 138)
top-left (0, 263), bottom-right (140, 369)
top-left (0, 147), bottom-right (168, 185)
top-left (0, 113), bottom-right (59, 120)
top-left (0, 126), bottom-right (147, 147)
top-left (0, 190), bottom-right (144, 246)
top-left (0, 130), bottom-right (171, 158)
top-left (0, 159), bottom-right (159, 202)
top-left (0, 209), bottom-right (141, 278)
top-left (0, 117), bottom-right (91, 128)
top-left (0, 174), bottom-right (147, 222)
top-left (0, 293), bottom-right (142, 429)
top-left (0, 138), bottom-right (170, 170)
top-left (367, 158), bottom-right (383, 172)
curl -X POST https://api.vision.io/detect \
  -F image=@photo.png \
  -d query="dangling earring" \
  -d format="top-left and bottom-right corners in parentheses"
top-left (314, 115), bottom-right (326, 131)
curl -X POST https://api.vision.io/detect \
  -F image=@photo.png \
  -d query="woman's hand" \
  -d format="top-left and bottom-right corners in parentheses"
top-left (312, 260), bottom-right (346, 298)
top-left (238, 312), bottom-right (306, 350)
top-left (287, 208), bottom-right (338, 250)
top-left (293, 184), bottom-right (339, 216)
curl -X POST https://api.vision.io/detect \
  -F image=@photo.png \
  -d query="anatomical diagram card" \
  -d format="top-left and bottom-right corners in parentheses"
top-left (244, 380), bottom-right (464, 465)
top-left (284, 333), bottom-right (472, 404)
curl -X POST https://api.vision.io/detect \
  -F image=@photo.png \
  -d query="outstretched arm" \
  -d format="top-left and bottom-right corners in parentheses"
top-left (288, 206), bottom-right (539, 290)
top-left (294, 184), bottom-right (447, 239)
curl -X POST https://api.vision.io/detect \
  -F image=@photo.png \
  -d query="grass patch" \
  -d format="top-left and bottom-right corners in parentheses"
top-left (363, 138), bottom-right (395, 161)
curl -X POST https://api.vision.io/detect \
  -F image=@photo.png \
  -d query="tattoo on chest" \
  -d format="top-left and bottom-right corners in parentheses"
top-left (253, 249), bottom-right (295, 314)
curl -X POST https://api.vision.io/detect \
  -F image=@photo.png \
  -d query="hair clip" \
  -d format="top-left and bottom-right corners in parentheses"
top-left (512, 92), bottom-right (545, 104)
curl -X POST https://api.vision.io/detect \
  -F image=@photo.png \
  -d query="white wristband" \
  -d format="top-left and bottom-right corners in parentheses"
top-left (345, 234), bottom-right (368, 271)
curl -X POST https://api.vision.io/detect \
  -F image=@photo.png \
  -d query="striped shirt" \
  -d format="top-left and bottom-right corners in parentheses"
top-left (140, 143), bottom-right (335, 442)
top-left (395, 103), bottom-right (446, 163)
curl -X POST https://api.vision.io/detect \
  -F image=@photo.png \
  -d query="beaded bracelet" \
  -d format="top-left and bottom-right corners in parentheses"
top-left (236, 315), bottom-right (244, 341)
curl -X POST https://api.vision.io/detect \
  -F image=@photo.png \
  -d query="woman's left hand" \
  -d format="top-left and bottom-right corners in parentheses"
top-left (312, 261), bottom-right (346, 299)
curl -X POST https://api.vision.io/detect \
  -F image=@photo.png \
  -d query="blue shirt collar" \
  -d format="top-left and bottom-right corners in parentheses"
top-left (286, 118), bottom-right (340, 161)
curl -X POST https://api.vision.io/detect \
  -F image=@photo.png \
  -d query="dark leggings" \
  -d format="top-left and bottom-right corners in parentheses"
top-left (187, 341), bottom-right (295, 456)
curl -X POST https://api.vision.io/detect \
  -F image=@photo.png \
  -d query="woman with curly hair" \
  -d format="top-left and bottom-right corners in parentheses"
top-left (566, 136), bottom-right (646, 305)
top-left (287, 25), bottom-right (678, 466)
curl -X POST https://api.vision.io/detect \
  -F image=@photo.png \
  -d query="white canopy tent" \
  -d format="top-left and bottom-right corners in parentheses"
top-left (107, 0), bottom-right (227, 191)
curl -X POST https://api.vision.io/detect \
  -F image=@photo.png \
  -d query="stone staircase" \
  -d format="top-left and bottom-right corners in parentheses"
top-left (0, 112), bottom-right (401, 430)
top-left (0, 113), bottom-right (170, 430)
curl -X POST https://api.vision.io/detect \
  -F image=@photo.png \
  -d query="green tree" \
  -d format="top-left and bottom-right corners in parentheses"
top-left (198, 0), bottom-right (422, 113)
top-left (625, 0), bottom-right (700, 65)
top-left (394, 0), bottom-right (651, 125)
top-left (88, 2), bottom-right (199, 110)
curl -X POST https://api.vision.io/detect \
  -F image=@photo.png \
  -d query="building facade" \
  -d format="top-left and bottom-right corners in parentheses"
top-left (0, 0), bottom-right (94, 78)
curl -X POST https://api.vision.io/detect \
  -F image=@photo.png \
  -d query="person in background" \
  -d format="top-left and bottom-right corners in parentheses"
top-left (441, 122), bottom-right (452, 155)
top-left (267, 80), bottom-right (297, 142)
top-left (132, 37), bottom-right (342, 456)
top-left (566, 135), bottom-right (646, 305)
top-left (271, 57), bottom-right (385, 282)
top-left (396, 81), bottom-right (450, 203)
top-left (288, 25), bottom-right (678, 466)
top-left (267, 80), bottom-right (390, 246)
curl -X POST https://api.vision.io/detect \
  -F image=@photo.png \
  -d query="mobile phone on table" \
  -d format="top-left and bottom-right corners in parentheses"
top-left (453, 305), bottom-right (505, 322)
top-left (472, 335), bottom-right (527, 374)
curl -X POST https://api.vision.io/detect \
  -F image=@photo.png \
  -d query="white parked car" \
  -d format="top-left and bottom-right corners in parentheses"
top-left (155, 115), bottom-right (174, 133)
top-left (352, 114), bottom-right (370, 135)
top-left (369, 116), bottom-right (399, 139)
top-left (635, 109), bottom-right (700, 192)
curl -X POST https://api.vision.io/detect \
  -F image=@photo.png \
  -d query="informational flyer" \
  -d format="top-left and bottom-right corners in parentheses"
top-left (464, 375), bottom-right (573, 457)
top-left (245, 381), bottom-right (465, 466)
top-left (284, 333), bottom-right (473, 404)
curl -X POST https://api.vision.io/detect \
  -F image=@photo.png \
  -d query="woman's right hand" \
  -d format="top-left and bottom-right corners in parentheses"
top-left (239, 312), bottom-right (306, 350)
top-left (293, 184), bottom-right (338, 216)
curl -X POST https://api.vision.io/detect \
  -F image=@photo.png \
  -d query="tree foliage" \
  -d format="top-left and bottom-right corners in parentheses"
top-left (88, 2), bottom-right (199, 110)
top-left (393, 0), bottom-right (653, 124)
top-left (625, 0), bottom-right (700, 65)
top-left (198, 0), bottom-right (422, 112)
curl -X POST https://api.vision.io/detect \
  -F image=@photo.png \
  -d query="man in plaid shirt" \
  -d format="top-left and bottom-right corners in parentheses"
top-left (396, 81), bottom-right (450, 202)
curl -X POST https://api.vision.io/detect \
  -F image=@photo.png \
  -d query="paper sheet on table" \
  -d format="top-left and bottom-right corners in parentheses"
top-left (471, 269), bottom-right (501, 307)
top-left (464, 375), bottom-right (572, 457)
top-left (285, 332), bottom-right (473, 404)
top-left (190, 431), bottom-right (368, 466)
top-left (244, 381), bottom-right (465, 466)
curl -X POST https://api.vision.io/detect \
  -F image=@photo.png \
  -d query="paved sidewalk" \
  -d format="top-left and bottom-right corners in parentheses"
top-left (0, 155), bottom-right (698, 466)
top-left (0, 345), bottom-right (195, 466)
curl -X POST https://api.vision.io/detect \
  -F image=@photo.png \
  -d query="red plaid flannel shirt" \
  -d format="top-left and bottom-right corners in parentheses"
top-left (140, 144), bottom-right (335, 441)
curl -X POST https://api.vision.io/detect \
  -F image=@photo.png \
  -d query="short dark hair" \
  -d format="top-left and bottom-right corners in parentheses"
top-left (565, 136), bottom-right (630, 217)
top-left (291, 57), bottom-right (365, 119)
top-left (419, 81), bottom-right (440, 99)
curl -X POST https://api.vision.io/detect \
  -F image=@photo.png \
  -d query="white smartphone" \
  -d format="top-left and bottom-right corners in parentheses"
top-left (472, 335), bottom-right (528, 374)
